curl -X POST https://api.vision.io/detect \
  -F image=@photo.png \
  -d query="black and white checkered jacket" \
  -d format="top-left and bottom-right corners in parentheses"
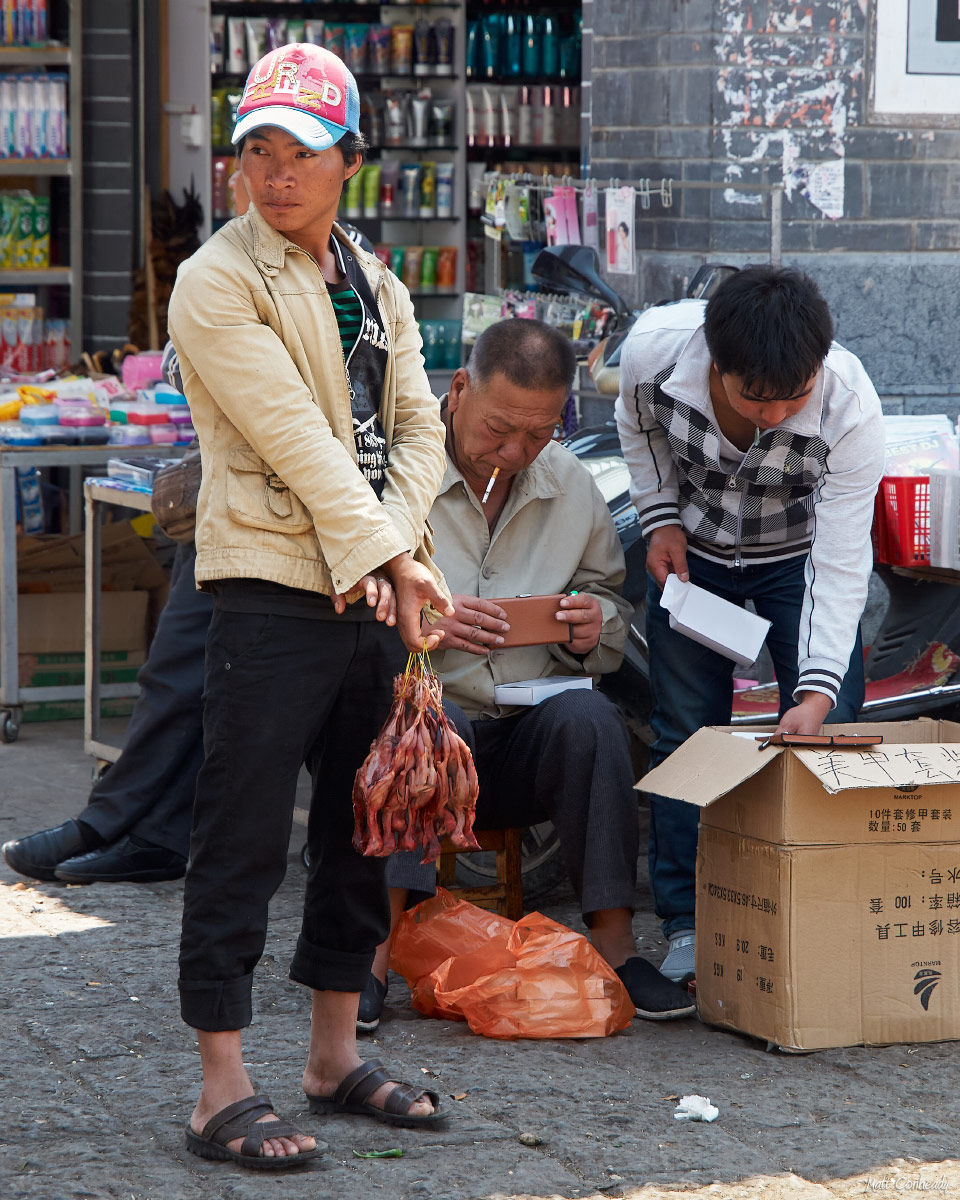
top-left (615, 300), bottom-right (885, 707)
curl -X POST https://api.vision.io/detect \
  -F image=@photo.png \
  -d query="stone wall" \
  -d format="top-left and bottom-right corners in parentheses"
top-left (584, 0), bottom-right (960, 409)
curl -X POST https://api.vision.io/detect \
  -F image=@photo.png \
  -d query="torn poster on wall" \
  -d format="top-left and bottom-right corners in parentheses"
top-left (715, 1), bottom-right (863, 221)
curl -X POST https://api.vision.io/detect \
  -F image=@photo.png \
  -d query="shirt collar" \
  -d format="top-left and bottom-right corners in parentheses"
top-left (663, 324), bottom-right (825, 438)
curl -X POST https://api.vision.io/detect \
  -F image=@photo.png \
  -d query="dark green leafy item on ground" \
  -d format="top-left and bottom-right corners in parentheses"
top-left (353, 1148), bottom-right (403, 1159)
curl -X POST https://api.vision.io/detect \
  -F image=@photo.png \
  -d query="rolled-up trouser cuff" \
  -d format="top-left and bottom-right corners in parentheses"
top-left (289, 934), bottom-right (376, 994)
top-left (179, 972), bottom-right (254, 1032)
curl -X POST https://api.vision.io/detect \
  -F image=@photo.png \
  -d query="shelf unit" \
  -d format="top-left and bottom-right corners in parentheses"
top-left (164, 0), bottom-right (580, 323)
top-left (0, 0), bottom-right (82, 353)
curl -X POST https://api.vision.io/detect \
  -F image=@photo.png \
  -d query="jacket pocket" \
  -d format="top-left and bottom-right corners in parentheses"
top-left (225, 444), bottom-right (313, 534)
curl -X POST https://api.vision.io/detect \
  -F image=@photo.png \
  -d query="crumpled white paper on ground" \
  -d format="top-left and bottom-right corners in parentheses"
top-left (674, 1094), bottom-right (719, 1123)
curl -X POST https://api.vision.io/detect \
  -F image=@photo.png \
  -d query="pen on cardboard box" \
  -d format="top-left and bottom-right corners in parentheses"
top-left (481, 466), bottom-right (499, 504)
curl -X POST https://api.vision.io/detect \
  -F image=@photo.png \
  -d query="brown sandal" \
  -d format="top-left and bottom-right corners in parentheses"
top-left (306, 1059), bottom-right (445, 1128)
top-left (185, 1094), bottom-right (321, 1170)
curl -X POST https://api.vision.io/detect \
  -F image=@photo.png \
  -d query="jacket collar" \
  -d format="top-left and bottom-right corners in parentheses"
top-left (242, 204), bottom-right (387, 294)
top-left (662, 323), bottom-right (826, 438)
top-left (436, 396), bottom-right (566, 504)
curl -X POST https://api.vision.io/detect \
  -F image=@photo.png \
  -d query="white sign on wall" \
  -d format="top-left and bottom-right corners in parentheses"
top-left (872, 0), bottom-right (960, 120)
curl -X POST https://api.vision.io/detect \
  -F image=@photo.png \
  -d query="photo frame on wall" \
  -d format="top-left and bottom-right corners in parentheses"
top-left (870, 0), bottom-right (960, 123)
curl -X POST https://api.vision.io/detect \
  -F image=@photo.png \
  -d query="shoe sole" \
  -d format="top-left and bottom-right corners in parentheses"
top-left (634, 1002), bottom-right (697, 1021)
top-left (53, 870), bottom-right (187, 884)
top-left (355, 1016), bottom-right (380, 1033)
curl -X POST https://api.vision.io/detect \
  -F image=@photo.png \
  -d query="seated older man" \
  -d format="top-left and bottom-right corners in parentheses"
top-left (359, 318), bottom-right (696, 1028)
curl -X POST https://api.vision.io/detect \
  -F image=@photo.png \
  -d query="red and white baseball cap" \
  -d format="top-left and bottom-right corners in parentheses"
top-left (232, 43), bottom-right (360, 151)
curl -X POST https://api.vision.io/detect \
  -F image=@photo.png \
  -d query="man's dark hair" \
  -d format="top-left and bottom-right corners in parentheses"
top-left (704, 265), bottom-right (834, 401)
top-left (233, 130), bottom-right (366, 166)
top-left (466, 318), bottom-right (576, 394)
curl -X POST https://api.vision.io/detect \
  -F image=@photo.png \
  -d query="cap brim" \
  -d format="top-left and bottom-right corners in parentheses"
top-left (231, 106), bottom-right (346, 150)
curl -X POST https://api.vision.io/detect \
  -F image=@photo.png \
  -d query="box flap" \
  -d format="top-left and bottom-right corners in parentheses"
top-left (637, 726), bottom-right (783, 807)
top-left (794, 743), bottom-right (960, 794)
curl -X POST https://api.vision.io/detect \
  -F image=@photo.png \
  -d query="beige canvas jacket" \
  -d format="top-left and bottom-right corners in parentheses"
top-left (429, 438), bottom-right (632, 720)
top-left (167, 206), bottom-right (447, 601)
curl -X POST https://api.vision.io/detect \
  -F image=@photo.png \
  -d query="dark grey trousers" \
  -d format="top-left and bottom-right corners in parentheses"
top-left (385, 689), bottom-right (640, 920)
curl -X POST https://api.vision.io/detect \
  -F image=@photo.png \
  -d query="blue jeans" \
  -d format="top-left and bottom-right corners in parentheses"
top-left (645, 552), bottom-right (865, 937)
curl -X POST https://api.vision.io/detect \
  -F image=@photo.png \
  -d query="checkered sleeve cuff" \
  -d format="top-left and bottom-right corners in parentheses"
top-left (793, 665), bottom-right (843, 708)
top-left (639, 501), bottom-right (682, 538)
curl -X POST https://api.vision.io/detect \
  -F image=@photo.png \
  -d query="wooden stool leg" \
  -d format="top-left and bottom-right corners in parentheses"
top-left (503, 827), bottom-right (524, 921)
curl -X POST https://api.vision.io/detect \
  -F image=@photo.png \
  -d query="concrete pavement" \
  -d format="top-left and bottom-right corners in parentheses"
top-left (2, 720), bottom-right (958, 1200)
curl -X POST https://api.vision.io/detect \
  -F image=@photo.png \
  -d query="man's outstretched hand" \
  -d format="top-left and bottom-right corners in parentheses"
top-left (646, 526), bottom-right (689, 589)
top-left (382, 552), bottom-right (455, 652)
top-left (776, 691), bottom-right (833, 736)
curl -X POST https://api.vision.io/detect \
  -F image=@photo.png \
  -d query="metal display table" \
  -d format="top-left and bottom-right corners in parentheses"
top-left (0, 445), bottom-right (174, 742)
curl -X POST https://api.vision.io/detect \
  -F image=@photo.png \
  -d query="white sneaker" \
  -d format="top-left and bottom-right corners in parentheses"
top-left (661, 929), bottom-right (695, 983)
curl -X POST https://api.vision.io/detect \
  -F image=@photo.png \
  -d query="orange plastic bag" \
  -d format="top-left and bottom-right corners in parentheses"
top-left (389, 888), bottom-right (634, 1040)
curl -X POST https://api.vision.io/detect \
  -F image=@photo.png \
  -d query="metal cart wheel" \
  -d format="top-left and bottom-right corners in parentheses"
top-left (1, 709), bottom-right (20, 743)
top-left (301, 842), bottom-right (310, 871)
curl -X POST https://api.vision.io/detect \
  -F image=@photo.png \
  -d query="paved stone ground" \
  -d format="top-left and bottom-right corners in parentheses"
top-left (2, 720), bottom-right (959, 1200)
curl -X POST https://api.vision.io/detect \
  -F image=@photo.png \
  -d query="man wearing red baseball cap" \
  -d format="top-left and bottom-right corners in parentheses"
top-left (168, 43), bottom-right (454, 1169)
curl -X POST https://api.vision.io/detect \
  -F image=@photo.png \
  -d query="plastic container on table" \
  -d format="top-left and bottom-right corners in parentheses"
top-left (59, 404), bottom-right (107, 427)
top-left (108, 401), bottom-right (138, 425)
top-left (121, 351), bottom-right (164, 390)
top-left (108, 425), bottom-right (152, 446)
top-left (175, 425), bottom-right (196, 444)
top-left (19, 404), bottom-right (60, 426)
top-left (873, 475), bottom-right (930, 566)
top-left (149, 424), bottom-right (179, 444)
top-left (108, 456), bottom-right (173, 485)
top-left (166, 406), bottom-right (193, 426)
top-left (0, 423), bottom-right (42, 445)
top-left (37, 425), bottom-right (79, 445)
top-left (70, 426), bottom-right (111, 445)
top-left (126, 403), bottom-right (170, 426)
top-left (153, 384), bottom-right (185, 404)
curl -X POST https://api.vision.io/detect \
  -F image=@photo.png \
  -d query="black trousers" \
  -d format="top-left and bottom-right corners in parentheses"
top-left (79, 543), bottom-right (211, 857)
top-left (178, 603), bottom-right (406, 1032)
top-left (385, 690), bottom-right (640, 921)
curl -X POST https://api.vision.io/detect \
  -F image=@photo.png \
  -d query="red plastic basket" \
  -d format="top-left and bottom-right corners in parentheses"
top-left (873, 475), bottom-right (930, 566)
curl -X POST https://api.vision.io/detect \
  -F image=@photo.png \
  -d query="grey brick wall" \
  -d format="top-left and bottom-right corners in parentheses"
top-left (587, 0), bottom-right (960, 410)
top-left (82, 0), bottom-right (139, 354)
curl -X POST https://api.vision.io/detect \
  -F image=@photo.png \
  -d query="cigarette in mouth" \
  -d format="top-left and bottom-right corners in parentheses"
top-left (481, 467), bottom-right (500, 505)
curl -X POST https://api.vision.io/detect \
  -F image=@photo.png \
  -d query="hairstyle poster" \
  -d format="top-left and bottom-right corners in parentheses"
top-left (605, 187), bottom-right (636, 275)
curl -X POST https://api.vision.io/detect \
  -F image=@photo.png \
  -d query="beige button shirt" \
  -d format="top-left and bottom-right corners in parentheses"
top-left (430, 438), bottom-right (632, 720)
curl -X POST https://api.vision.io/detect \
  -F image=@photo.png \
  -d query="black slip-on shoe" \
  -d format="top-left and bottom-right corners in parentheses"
top-left (54, 836), bottom-right (187, 884)
top-left (356, 973), bottom-right (388, 1033)
top-left (616, 956), bottom-right (698, 1021)
top-left (3, 819), bottom-right (88, 881)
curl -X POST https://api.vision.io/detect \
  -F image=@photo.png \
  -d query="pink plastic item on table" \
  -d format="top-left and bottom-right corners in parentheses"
top-left (149, 424), bottom-right (179, 444)
top-left (121, 352), bottom-right (164, 390)
top-left (126, 404), bottom-right (170, 426)
top-left (59, 404), bottom-right (106, 427)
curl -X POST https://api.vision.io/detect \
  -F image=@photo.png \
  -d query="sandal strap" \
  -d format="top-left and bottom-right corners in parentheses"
top-left (239, 1119), bottom-right (301, 1158)
top-left (334, 1059), bottom-right (391, 1107)
top-left (382, 1082), bottom-right (439, 1116)
top-left (201, 1094), bottom-right (275, 1141)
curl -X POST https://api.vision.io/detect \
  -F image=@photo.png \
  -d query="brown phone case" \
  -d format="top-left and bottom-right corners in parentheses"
top-left (495, 594), bottom-right (572, 648)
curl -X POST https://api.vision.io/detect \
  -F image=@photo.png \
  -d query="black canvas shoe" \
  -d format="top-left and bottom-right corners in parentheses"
top-left (615, 956), bottom-right (697, 1021)
top-left (356, 973), bottom-right (388, 1033)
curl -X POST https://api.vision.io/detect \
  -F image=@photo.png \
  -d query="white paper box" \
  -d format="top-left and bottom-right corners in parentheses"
top-left (660, 574), bottom-right (770, 668)
top-left (493, 676), bottom-right (593, 706)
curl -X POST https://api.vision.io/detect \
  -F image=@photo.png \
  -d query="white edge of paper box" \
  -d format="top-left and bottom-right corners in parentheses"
top-left (493, 676), bottom-right (594, 706)
top-left (660, 574), bottom-right (771, 668)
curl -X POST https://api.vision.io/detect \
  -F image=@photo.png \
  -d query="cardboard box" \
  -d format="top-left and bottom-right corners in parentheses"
top-left (17, 591), bottom-right (149, 654)
top-left (659, 574), bottom-right (770, 667)
top-left (640, 719), bottom-right (960, 1050)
